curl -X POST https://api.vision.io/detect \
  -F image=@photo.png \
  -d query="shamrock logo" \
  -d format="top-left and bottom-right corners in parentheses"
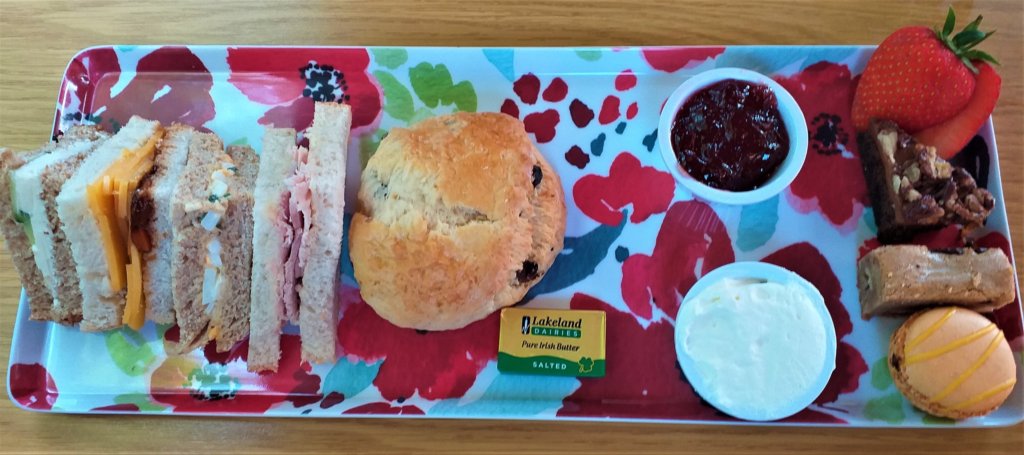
top-left (579, 356), bottom-right (594, 374)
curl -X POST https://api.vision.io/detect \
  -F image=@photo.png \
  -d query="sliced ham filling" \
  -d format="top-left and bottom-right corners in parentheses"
top-left (277, 145), bottom-right (312, 323)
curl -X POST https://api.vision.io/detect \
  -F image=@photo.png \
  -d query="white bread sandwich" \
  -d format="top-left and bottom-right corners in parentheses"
top-left (169, 133), bottom-right (257, 353)
top-left (248, 101), bottom-right (350, 372)
top-left (0, 126), bottom-right (109, 322)
top-left (56, 116), bottom-right (166, 331)
top-left (135, 125), bottom-right (194, 324)
top-left (246, 127), bottom-right (295, 371)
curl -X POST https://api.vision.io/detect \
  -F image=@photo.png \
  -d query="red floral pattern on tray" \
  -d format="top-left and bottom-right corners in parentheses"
top-left (761, 242), bottom-right (867, 405)
top-left (337, 295), bottom-right (499, 401)
top-left (59, 47), bottom-right (120, 135)
top-left (226, 47), bottom-right (382, 132)
top-left (642, 47), bottom-right (726, 72)
top-left (345, 402), bottom-right (426, 415)
top-left (558, 293), bottom-right (727, 420)
top-left (558, 293), bottom-right (849, 424)
top-left (90, 47), bottom-right (216, 131)
top-left (621, 200), bottom-right (735, 320)
top-left (777, 62), bottom-right (869, 230)
top-left (501, 70), bottom-right (642, 171)
top-left (573, 153), bottom-right (675, 226)
top-left (9, 363), bottom-right (58, 411)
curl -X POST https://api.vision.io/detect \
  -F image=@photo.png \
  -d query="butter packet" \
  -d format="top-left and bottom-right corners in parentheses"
top-left (497, 307), bottom-right (606, 377)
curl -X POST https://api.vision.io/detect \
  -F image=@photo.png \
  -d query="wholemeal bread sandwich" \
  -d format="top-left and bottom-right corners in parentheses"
top-left (169, 133), bottom-right (257, 353)
top-left (349, 112), bottom-right (566, 331)
top-left (0, 126), bottom-right (109, 322)
top-left (4, 119), bottom-right (260, 342)
top-left (248, 101), bottom-right (351, 372)
top-left (210, 145), bottom-right (258, 351)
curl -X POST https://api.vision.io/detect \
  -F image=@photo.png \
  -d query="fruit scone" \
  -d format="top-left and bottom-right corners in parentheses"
top-left (350, 112), bottom-right (567, 331)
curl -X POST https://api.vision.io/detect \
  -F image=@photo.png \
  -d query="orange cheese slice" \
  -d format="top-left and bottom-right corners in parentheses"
top-left (85, 129), bottom-right (163, 330)
top-left (123, 243), bottom-right (145, 331)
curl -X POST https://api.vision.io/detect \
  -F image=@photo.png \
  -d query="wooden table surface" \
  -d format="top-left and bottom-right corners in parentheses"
top-left (1, 0), bottom-right (1022, 453)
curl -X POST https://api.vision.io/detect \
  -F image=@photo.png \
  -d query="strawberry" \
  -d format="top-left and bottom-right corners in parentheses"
top-left (852, 8), bottom-right (999, 133)
top-left (915, 62), bottom-right (1001, 159)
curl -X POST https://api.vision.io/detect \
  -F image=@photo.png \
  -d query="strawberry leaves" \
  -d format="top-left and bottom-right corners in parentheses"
top-left (934, 7), bottom-right (998, 73)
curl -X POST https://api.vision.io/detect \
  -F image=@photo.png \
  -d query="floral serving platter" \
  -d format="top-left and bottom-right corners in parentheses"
top-left (7, 45), bottom-right (1023, 426)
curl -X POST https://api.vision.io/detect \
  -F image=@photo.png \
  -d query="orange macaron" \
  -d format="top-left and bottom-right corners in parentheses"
top-left (888, 306), bottom-right (1017, 419)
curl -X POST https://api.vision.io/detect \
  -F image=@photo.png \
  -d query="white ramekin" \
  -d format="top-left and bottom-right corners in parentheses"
top-left (674, 261), bottom-right (837, 421)
top-left (658, 68), bottom-right (808, 205)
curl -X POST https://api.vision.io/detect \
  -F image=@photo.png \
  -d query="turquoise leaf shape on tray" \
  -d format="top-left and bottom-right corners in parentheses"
top-left (866, 355), bottom-right (956, 426)
top-left (340, 214), bottom-right (355, 281)
top-left (524, 214), bottom-right (627, 300)
top-left (864, 355), bottom-right (905, 425)
top-left (483, 48), bottom-right (515, 82)
top-left (323, 358), bottom-right (383, 399)
top-left (736, 195), bottom-right (779, 252)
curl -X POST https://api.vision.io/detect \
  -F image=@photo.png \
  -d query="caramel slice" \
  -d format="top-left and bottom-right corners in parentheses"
top-left (858, 245), bottom-right (1015, 319)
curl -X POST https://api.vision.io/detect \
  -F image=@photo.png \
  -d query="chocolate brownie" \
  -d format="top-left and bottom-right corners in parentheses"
top-left (858, 119), bottom-right (994, 243)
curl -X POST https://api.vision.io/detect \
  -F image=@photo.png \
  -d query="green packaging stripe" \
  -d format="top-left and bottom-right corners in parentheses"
top-left (497, 352), bottom-right (605, 378)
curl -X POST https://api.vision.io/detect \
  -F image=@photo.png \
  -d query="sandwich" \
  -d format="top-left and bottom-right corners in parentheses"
top-left (169, 133), bottom-right (257, 353)
top-left (248, 102), bottom-right (350, 372)
top-left (55, 117), bottom-right (200, 332)
top-left (3, 102), bottom-right (350, 367)
top-left (0, 126), bottom-right (109, 322)
top-left (56, 117), bottom-right (166, 331)
top-left (136, 125), bottom-right (194, 324)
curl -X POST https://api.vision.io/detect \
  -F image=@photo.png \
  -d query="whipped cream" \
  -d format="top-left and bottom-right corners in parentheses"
top-left (678, 277), bottom-right (828, 420)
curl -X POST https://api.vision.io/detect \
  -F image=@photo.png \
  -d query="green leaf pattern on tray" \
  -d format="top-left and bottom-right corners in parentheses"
top-left (409, 62), bottom-right (477, 113)
top-left (374, 70), bottom-right (415, 122)
top-left (575, 50), bottom-right (602, 61)
top-left (104, 328), bottom-right (158, 377)
top-left (870, 355), bottom-right (893, 391)
top-left (370, 48), bottom-right (409, 70)
top-left (864, 391), bottom-right (906, 424)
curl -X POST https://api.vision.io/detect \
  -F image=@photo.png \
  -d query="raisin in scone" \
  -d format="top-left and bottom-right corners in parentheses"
top-left (350, 113), bottom-right (566, 330)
